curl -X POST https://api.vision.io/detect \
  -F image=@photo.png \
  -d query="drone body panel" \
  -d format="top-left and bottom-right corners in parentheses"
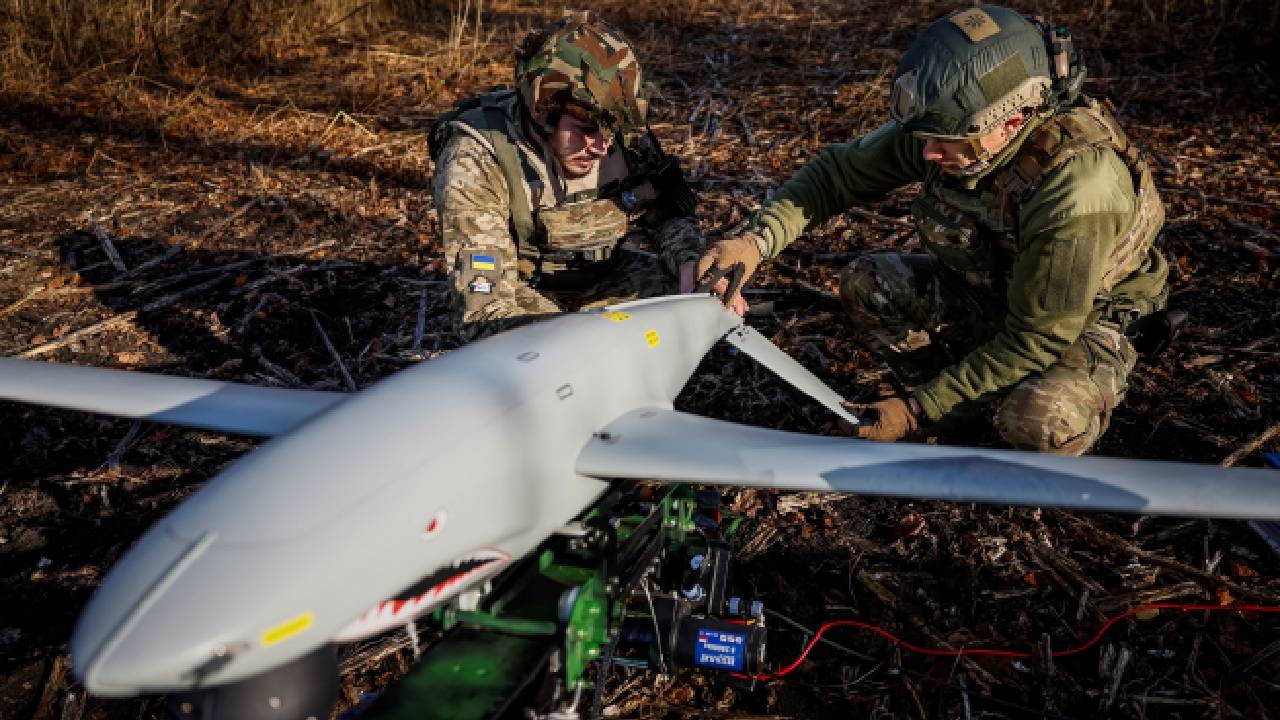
top-left (71, 297), bottom-right (740, 694)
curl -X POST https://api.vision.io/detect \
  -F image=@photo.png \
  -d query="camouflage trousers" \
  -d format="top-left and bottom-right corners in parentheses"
top-left (838, 253), bottom-right (1138, 456)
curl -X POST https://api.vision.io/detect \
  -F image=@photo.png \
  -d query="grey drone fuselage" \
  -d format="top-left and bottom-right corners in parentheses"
top-left (70, 296), bottom-right (739, 696)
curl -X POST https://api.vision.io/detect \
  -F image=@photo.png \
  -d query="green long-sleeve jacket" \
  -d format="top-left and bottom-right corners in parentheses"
top-left (746, 113), bottom-right (1168, 421)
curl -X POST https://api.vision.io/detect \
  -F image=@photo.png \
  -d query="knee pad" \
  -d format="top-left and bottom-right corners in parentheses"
top-left (837, 256), bottom-right (891, 329)
top-left (995, 381), bottom-right (1103, 456)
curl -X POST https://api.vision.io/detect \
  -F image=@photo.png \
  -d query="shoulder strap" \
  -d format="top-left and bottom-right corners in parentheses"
top-left (430, 90), bottom-right (539, 247)
top-left (477, 105), bottom-right (538, 247)
top-left (993, 99), bottom-right (1163, 293)
top-left (992, 99), bottom-right (1144, 224)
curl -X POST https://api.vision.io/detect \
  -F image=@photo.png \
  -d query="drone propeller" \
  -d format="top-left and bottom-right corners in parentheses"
top-left (0, 358), bottom-right (346, 437)
top-left (578, 408), bottom-right (1280, 519)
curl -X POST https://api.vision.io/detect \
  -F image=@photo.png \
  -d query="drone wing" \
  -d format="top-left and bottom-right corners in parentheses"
top-left (0, 358), bottom-right (345, 436)
top-left (577, 408), bottom-right (1280, 519)
top-left (721, 324), bottom-right (860, 426)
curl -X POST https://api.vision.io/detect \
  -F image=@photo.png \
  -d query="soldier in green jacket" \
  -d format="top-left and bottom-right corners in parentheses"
top-left (697, 6), bottom-right (1168, 455)
top-left (432, 12), bottom-right (703, 341)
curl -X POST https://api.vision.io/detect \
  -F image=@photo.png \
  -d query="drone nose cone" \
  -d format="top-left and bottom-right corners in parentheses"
top-left (72, 525), bottom-right (215, 696)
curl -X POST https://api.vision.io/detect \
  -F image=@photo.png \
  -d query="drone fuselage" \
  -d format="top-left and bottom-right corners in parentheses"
top-left (70, 296), bottom-right (738, 696)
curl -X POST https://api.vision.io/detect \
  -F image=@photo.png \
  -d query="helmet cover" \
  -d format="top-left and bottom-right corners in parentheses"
top-left (515, 12), bottom-right (648, 142)
top-left (890, 6), bottom-right (1054, 139)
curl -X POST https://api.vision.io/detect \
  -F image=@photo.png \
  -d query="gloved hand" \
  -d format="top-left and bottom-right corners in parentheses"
top-left (842, 395), bottom-right (925, 442)
top-left (693, 234), bottom-right (763, 315)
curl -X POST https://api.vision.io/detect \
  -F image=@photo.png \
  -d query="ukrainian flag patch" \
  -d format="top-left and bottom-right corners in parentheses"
top-left (471, 254), bottom-right (497, 270)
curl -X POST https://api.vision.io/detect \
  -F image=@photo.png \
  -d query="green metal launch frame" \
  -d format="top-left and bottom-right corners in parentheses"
top-left (362, 483), bottom-right (748, 720)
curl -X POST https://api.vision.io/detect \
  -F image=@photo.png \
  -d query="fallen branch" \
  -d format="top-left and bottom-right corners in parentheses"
top-left (31, 655), bottom-right (66, 720)
top-left (1094, 580), bottom-right (1205, 613)
top-left (1220, 423), bottom-right (1280, 468)
top-left (91, 225), bottom-right (127, 273)
top-left (1050, 511), bottom-right (1280, 604)
top-left (0, 284), bottom-right (45, 319)
top-left (18, 273), bottom-right (234, 358)
top-left (123, 198), bottom-right (259, 278)
top-left (310, 310), bottom-right (357, 392)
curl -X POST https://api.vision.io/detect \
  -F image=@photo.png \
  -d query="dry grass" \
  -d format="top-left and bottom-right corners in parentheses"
top-left (0, 0), bottom-right (456, 87)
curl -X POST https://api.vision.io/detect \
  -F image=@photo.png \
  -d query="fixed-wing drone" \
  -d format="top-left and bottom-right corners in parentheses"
top-left (3, 294), bottom-right (1278, 720)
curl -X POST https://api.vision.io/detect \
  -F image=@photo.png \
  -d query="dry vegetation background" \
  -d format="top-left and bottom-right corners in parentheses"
top-left (1, 0), bottom-right (1278, 718)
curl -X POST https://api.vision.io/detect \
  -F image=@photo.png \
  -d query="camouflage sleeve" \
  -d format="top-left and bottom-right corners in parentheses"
top-left (433, 130), bottom-right (554, 339)
top-left (747, 121), bottom-right (929, 259)
top-left (648, 216), bottom-right (703, 275)
top-left (913, 147), bottom-right (1136, 421)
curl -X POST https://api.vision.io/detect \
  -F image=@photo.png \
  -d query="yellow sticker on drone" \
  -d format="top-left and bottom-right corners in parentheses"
top-left (645, 330), bottom-right (660, 347)
top-left (261, 611), bottom-right (314, 647)
top-left (602, 311), bottom-right (631, 323)
top-left (949, 8), bottom-right (1000, 43)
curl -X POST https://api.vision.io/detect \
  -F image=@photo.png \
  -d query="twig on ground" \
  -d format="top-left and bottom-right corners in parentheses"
top-left (132, 257), bottom-right (261, 297)
top-left (856, 570), bottom-right (997, 689)
top-left (310, 310), bottom-right (357, 392)
top-left (18, 273), bottom-right (234, 358)
top-left (251, 345), bottom-right (303, 387)
top-left (1101, 646), bottom-right (1132, 711)
top-left (31, 655), bottom-right (66, 720)
top-left (106, 420), bottom-right (144, 471)
top-left (1051, 512), bottom-right (1280, 603)
top-left (1094, 581), bottom-right (1205, 613)
top-left (1, 285), bottom-right (45, 319)
top-left (1220, 423), bottom-right (1280, 468)
top-left (123, 198), bottom-right (259, 278)
top-left (411, 287), bottom-right (429, 354)
top-left (91, 225), bottom-right (127, 273)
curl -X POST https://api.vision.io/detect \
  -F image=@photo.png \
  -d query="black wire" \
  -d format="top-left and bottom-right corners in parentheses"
top-left (590, 613), bottom-right (625, 720)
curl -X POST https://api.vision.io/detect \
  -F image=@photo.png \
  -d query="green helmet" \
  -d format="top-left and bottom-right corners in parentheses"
top-left (514, 12), bottom-right (648, 142)
top-left (889, 6), bottom-right (1083, 140)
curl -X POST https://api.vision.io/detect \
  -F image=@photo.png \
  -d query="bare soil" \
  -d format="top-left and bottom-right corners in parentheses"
top-left (1, 1), bottom-right (1278, 718)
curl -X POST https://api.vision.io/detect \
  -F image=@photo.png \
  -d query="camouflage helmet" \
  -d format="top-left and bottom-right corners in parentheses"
top-left (514, 12), bottom-right (648, 142)
top-left (889, 6), bottom-right (1079, 139)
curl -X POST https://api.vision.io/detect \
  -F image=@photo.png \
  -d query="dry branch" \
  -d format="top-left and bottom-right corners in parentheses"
top-left (310, 310), bottom-right (357, 392)
top-left (123, 198), bottom-right (259, 279)
top-left (1050, 511), bottom-right (1280, 604)
top-left (18, 273), bottom-right (235, 358)
top-left (1220, 423), bottom-right (1280, 468)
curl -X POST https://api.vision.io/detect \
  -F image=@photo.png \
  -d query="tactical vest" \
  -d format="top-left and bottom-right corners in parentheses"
top-left (912, 97), bottom-right (1164, 301)
top-left (429, 90), bottom-right (630, 287)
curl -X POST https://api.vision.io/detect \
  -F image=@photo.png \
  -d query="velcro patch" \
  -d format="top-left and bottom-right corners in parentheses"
top-left (1043, 236), bottom-right (1098, 311)
top-left (471, 254), bottom-right (497, 270)
top-left (950, 8), bottom-right (1000, 43)
top-left (469, 276), bottom-right (493, 294)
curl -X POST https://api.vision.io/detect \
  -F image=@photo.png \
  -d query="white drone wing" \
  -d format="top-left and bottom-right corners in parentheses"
top-left (577, 408), bottom-right (1280, 519)
top-left (721, 324), bottom-right (860, 426)
top-left (0, 358), bottom-right (345, 436)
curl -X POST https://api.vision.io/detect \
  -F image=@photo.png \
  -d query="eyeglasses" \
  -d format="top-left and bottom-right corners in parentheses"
top-left (560, 102), bottom-right (609, 134)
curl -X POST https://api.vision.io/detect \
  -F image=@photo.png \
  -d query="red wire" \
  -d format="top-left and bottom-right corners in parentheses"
top-left (736, 603), bottom-right (1280, 681)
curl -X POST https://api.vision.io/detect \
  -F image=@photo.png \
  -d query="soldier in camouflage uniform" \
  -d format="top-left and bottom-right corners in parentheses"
top-left (697, 6), bottom-right (1168, 455)
top-left (431, 12), bottom-right (703, 341)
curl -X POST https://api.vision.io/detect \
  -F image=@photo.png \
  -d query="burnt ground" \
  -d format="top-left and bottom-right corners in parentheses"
top-left (1, 1), bottom-right (1279, 718)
